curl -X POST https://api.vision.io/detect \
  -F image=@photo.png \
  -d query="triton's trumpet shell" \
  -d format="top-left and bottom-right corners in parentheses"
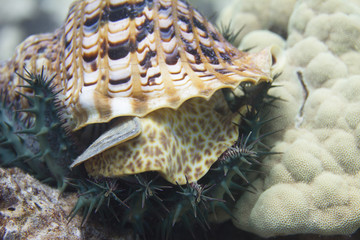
top-left (0, 0), bottom-right (274, 184)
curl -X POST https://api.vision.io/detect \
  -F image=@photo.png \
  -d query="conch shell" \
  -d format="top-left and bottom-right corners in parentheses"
top-left (0, 0), bottom-right (274, 184)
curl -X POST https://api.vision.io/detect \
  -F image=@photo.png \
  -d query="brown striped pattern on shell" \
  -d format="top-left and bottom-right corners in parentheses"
top-left (0, 30), bottom-right (62, 110)
top-left (0, 0), bottom-right (272, 131)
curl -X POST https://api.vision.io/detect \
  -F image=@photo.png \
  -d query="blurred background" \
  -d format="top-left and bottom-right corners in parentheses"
top-left (0, 0), bottom-right (231, 61)
top-left (0, 0), bottom-right (73, 61)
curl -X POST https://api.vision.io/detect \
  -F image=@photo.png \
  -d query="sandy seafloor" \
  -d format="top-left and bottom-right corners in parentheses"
top-left (1, 0), bottom-right (360, 240)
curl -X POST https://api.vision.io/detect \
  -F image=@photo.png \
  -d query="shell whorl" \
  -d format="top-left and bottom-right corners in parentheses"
top-left (0, 0), bottom-right (273, 131)
top-left (0, 30), bottom-right (63, 110)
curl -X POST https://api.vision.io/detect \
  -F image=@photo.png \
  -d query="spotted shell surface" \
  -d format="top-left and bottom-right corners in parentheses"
top-left (0, 0), bottom-right (273, 184)
top-left (84, 91), bottom-right (240, 184)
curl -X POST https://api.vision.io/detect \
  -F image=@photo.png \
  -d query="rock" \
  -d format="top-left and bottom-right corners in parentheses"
top-left (0, 167), bottom-right (132, 240)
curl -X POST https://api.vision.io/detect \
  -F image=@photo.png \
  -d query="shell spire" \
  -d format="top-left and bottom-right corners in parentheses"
top-left (0, 0), bottom-right (273, 131)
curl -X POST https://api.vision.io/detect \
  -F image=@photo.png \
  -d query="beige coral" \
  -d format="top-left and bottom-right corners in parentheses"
top-left (218, 0), bottom-right (360, 238)
top-left (217, 0), bottom-right (297, 46)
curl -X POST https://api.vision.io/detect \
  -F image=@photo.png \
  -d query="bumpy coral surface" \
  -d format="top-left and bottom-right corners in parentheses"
top-left (218, 0), bottom-right (360, 238)
top-left (217, 0), bottom-right (297, 46)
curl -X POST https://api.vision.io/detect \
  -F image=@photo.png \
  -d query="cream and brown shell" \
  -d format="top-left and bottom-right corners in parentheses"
top-left (0, 0), bottom-right (274, 184)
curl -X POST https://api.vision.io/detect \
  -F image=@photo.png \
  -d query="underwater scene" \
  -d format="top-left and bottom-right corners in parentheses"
top-left (0, 0), bottom-right (360, 239)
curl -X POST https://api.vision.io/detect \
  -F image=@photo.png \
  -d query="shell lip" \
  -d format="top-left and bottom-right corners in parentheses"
top-left (70, 73), bottom-right (272, 132)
